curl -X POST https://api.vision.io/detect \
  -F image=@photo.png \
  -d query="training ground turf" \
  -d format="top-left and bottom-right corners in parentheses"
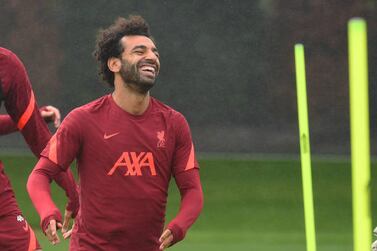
top-left (2, 155), bottom-right (377, 251)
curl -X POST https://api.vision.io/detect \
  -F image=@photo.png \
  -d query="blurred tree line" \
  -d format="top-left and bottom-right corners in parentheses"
top-left (0, 0), bottom-right (376, 154)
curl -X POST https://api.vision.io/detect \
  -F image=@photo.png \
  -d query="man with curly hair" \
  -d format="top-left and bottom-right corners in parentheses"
top-left (28, 15), bottom-right (203, 250)
top-left (0, 47), bottom-right (79, 251)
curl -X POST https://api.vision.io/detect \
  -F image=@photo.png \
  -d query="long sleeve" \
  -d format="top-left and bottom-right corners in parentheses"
top-left (52, 167), bottom-right (79, 216)
top-left (0, 105), bottom-right (60, 136)
top-left (0, 48), bottom-right (79, 218)
top-left (27, 157), bottom-right (68, 232)
top-left (0, 106), bottom-right (58, 136)
top-left (0, 48), bottom-right (50, 156)
top-left (167, 169), bottom-right (203, 245)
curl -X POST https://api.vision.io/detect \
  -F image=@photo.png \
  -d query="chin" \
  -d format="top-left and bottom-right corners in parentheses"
top-left (137, 81), bottom-right (155, 93)
top-left (140, 77), bottom-right (156, 87)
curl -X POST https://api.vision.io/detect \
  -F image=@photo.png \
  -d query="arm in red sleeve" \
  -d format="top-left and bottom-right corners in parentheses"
top-left (0, 49), bottom-right (79, 218)
top-left (0, 48), bottom-right (51, 156)
top-left (167, 169), bottom-right (203, 245)
top-left (52, 169), bottom-right (79, 218)
top-left (27, 157), bottom-right (65, 232)
top-left (0, 106), bottom-right (60, 136)
top-left (0, 114), bottom-right (18, 135)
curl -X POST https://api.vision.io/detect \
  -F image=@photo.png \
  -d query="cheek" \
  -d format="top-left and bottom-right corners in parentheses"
top-left (156, 62), bottom-right (161, 72)
top-left (125, 61), bottom-right (136, 71)
top-left (133, 63), bottom-right (140, 72)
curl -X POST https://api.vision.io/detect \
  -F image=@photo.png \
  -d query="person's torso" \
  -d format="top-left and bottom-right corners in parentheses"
top-left (75, 95), bottom-right (180, 248)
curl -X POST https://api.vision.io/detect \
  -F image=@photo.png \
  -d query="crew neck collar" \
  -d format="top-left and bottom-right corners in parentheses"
top-left (108, 94), bottom-right (153, 120)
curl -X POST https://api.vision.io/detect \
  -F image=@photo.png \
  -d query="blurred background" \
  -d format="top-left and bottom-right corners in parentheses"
top-left (1, 1), bottom-right (377, 251)
top-left (1, 0), bottom-right (376, 155)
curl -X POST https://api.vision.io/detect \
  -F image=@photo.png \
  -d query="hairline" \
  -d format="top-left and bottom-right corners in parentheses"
top-left (119, 35), bottom-right (157, 51)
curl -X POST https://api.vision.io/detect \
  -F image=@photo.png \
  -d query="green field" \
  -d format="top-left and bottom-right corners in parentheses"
top-left (3, 155), bottom-right (377, 251)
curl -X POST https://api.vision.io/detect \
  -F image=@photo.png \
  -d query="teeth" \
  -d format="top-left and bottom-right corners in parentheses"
top-left (140, 66), bottom-right (155, 73)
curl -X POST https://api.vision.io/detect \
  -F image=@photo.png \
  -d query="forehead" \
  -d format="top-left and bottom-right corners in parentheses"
top-left (120, 35), bottom-right (157, 50)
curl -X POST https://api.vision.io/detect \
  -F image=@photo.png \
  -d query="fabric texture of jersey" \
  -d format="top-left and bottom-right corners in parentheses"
top-left (0, 47), bottom-right (51, 156)
top-left (0, 213), bottom-right (41, 251)
top-left (41, 95), bottom-right (199, 250)
top-left (0, 47), bottom-right (51, 218)
top-left (0, 47), bottom-right (79, 250)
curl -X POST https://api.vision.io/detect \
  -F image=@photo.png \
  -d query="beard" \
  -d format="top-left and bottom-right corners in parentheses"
top-left (119, 58), bottom-right (157, 94)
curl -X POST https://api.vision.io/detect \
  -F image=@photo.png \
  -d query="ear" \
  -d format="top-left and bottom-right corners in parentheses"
top-left (107, 57), bottom-right (121, 73)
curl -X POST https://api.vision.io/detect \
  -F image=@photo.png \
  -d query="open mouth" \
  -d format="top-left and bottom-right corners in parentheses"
top-left (140, 64), bottom-right (157, 76)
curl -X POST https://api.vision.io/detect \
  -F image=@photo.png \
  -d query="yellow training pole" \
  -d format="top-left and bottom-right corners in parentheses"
top-left (294, 43), bottom-right (317, 251)
top-left (348, 18), bottom-right (371, 251)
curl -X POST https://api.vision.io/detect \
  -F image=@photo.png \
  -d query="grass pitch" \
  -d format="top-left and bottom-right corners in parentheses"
top-left (2, 155), bottom-right (376, 250)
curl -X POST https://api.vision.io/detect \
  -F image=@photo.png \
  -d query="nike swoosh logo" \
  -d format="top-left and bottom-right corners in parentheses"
top-left (104, 132), bottom-right (120, 139)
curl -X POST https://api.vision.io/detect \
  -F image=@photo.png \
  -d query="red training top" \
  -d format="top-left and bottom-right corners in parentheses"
top-left (28, 95), bottom-right (203, 251)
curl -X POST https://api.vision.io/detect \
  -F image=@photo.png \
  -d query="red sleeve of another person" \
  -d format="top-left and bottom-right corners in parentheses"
top-left (167, 113), bottom-right (203, 245)
top-left (0, 106), bottom-right (62, 136)
top-left (0, 48), bottom-right (51, 156)
top-left (0, 48), bottom-right (79, 220)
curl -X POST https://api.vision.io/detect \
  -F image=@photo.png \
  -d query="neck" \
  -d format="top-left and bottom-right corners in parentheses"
top-left (112, 82), bottom-right (150, 115)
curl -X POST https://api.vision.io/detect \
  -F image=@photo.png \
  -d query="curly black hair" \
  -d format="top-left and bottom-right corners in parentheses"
top-left (93, 15), bottom-right (152, 87)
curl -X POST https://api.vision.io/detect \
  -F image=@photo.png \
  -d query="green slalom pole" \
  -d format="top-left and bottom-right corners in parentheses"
top-left (294, 44), bottom-right (317, 251)
top-left (348, 18), bottom-right (371, 251)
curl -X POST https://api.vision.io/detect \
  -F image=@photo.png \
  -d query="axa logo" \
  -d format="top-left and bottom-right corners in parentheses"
top-left (107, 152), bottom-right (157, 176)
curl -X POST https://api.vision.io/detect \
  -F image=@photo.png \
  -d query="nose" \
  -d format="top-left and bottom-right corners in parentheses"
top-left (145, 49), bottom-right (159, 62)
